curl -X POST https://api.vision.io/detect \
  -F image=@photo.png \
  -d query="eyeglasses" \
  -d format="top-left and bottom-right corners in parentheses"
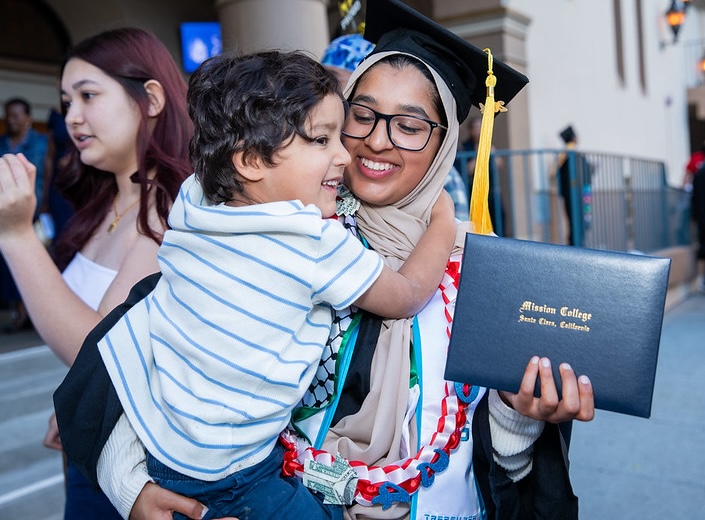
top-left (342, 102), bottom-right (447, 152)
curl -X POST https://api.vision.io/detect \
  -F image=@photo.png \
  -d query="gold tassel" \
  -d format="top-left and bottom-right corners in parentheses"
top-left (469, 48), bottom-right (507, 235)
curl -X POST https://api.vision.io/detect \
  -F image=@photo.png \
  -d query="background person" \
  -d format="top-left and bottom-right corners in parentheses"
top-left (0, 97), bottom-right (52, 332)
top-left (0, 27), bottom-right (192, 519)
top-left (555, 125), bottom-right (592, 246)
top-left (321, 32), bottom-right (374, 89)
top-left (692, 163), bottom-right (705, 293)
top-left (684, 139), bottom-right (705, 193)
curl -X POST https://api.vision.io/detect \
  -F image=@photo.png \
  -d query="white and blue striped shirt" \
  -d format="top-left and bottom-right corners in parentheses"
top-left (98, 174), bottom-right (383, 481)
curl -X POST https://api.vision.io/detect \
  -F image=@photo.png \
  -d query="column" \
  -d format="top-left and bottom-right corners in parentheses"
top-left (215, 0), bottom-right (330, 59)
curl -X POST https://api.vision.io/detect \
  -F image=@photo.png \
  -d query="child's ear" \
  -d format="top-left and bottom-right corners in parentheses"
top-left (232, 151), bottom-right (265, 182)
top-left (144, 80), bottom-right (166, 118)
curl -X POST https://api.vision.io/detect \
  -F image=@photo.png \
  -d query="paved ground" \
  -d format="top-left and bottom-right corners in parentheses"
top-left (0, 309), bottom-right (44, 355)
top-left (0, 294), bottom-right (703, 519)
top-left (0, 343), bottom-right (65, 520)
top-left (569, 292), bottom-right (705, 518)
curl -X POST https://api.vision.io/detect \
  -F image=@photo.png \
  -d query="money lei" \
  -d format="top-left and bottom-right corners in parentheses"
top-left (336, 185), bottom-right (361, 216)
top-left (303, 456), bottom-right (358, 505)
top-left (282, 261), bottom-right (481, 510)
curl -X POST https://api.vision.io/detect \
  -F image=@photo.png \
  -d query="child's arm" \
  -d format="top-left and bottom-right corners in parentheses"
top-left (353, 190), bottom-right (456, 318)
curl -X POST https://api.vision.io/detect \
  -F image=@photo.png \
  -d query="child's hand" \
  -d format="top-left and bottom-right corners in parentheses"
top-left (429, 190), bottom-right (456, 253)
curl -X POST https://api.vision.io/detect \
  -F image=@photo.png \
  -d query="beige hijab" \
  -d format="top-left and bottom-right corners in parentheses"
top-left (324, 51), bottom-right (468, 520)
top-left (342, 51), bottom-right (467, 267)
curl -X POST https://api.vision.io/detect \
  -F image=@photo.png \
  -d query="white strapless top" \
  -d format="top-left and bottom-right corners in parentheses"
top-left (62, 252), bottom-right (118, 311)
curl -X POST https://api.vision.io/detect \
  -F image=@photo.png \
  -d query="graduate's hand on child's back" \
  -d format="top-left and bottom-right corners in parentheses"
top-left (130, 483), bottom-right (238, 520)
top-left (42, 412), bottom-right (62, 451)
top-left (499, 356), bottom-right (595, 424)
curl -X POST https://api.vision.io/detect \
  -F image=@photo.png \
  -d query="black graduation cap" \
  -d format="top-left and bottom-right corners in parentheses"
top-left (559, 125), bottom-right (577, 144)
top-left (363, 0), bottom-right (529, 122)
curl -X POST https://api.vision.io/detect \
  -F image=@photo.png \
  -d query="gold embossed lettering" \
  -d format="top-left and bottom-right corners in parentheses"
top-left (520, 301), bottom-right (557, 315)
top-left (560, 307), bottom-right (592, 322)
top-left (519, 301), bottom-right (593, 331)
top-left (559, 321), bottom-right (590, 332)
top-left (539, 317), bottom-right (556, 327)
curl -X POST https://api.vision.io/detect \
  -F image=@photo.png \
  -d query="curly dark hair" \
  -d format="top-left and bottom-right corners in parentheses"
top-left (187, 50), bottom-right (343, 204)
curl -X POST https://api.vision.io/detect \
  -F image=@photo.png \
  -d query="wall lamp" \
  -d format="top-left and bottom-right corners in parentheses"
top-left (665, 0), bottom-right (686, 44)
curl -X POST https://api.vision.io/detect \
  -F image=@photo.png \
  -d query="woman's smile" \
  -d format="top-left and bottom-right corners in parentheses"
top-left (357, 156), bottom-right (399, 177)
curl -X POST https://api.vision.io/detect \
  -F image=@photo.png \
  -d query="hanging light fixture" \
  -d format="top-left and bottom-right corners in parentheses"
top-left (665, 0), bottom-right (686, 43)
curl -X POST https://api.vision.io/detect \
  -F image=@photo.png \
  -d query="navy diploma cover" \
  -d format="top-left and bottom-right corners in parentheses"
top-left (445, 233), bottom-right (671, 418)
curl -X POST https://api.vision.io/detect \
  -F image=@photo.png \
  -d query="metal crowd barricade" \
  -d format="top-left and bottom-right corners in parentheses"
top-left (452, 148), bottom-right (691, 254)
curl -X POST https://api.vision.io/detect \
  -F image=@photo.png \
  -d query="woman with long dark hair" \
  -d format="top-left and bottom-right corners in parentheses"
top-left (0, 27), bottom-right (192, 518)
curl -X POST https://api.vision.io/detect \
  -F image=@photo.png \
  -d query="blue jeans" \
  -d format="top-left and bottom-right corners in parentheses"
top-left (64, 460), bottom-right (123, 520)
top-left (147, 444), bottom-right (343, 520)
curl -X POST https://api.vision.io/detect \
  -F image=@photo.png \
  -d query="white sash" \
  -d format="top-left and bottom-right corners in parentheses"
top-left (412, 288), bottom-right (485, 520)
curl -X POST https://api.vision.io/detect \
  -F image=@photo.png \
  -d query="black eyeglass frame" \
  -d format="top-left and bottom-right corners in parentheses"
top-left (342, 102), bottom-right (448, 152)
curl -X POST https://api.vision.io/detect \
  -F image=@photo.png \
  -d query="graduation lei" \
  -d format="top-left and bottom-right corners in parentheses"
top-left (280, 255), bottom-right (478, 509)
